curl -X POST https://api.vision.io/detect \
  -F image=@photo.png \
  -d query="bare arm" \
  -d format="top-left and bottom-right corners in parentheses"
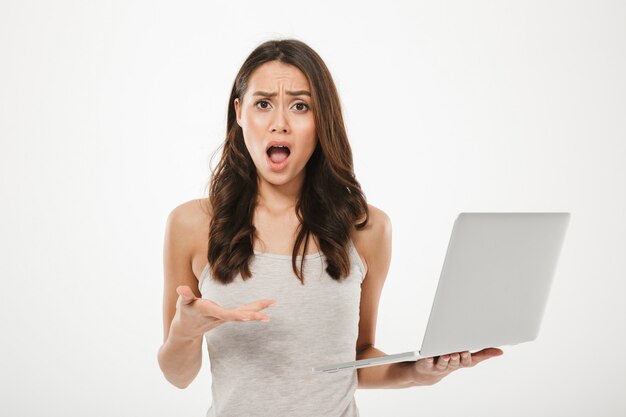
top-left (357, 344), bottom-right (504, 389)
top-left (355, 206), bottom-right (411, 389)
top-left (157, 203), bottom-right (204, 389)
top-left (354, 205), bottom-right (503, 389)
top-left (356, 345), bottom-right (416, 389)
top-left (158, 328), bottom-right (204, 389)
top-left (157, 200), bottom-right (276, 389)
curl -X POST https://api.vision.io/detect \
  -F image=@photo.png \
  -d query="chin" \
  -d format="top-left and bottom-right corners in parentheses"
top-left (259, 168), bottom-right (305, 186)
top-left (261, 173), bottom-right (291, 185)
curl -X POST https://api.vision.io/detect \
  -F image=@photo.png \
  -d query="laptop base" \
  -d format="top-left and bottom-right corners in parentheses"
top-left (312, 350), bottom-right (422, 374)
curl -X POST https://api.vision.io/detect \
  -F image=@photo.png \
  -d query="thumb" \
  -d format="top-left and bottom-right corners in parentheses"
top-left (176, 285), bottom-right (197, 305)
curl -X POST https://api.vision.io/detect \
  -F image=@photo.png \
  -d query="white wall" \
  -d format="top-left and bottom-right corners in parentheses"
top-left (1, 0), bottom-right (624, 416)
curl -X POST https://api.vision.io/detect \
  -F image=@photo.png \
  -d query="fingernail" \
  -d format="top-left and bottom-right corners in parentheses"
top-left (261, 318), bottom-right (270, 322)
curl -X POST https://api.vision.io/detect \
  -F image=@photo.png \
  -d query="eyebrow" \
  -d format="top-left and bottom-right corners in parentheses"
top-left (252, 90), bottom-right (311, 97)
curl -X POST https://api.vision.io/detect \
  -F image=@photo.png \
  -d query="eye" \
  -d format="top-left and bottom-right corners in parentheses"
top-left (255, 100), bottom-right (271, 110)
top-left (294, 102), bottom-right (309, 112)
top-left (254, 100), bottom-right (309, 112)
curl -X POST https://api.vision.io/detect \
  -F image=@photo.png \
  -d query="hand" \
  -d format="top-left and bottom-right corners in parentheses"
top-left (169, 285), bottom-right (276, 341)
top-left (407, 348), bottom-right (504, 386)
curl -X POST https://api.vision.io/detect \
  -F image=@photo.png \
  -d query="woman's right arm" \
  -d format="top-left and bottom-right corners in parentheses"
top-left (157, 203), bottom-right (204, 389)
top-left (157, 200), bottom-right (276, 389)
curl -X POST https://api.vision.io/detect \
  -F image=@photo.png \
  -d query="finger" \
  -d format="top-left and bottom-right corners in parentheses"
top-left (435, 355), bottom-right (450, 370)
top-left (448, 353), bottom-right (460, 368)
top-left (229, 299), bottom-right (276, 322)
top-left (213, 305), bottom-right (271, 323)
top-left (235, 308), bottom-right (270, 322)
top-left (469, 347), bottom-right (504, 366)
top-left (460, 351), bottom-right (471, 367)
top-left (176, 285), bottom-right (197, 305)
top-left (237, 299), bottom-right (277, 312)
top-left (200, 298), bottom-right (276, 322)
top-left (418, 357), bottom-right (435, 369)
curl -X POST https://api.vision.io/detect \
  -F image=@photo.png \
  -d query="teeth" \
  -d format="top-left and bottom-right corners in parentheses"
top-left (267, 145), bottom-right (290, 154)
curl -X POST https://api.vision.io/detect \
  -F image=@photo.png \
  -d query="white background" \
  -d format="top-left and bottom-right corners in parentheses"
top-left (1, 1), bottom-right (624, 416)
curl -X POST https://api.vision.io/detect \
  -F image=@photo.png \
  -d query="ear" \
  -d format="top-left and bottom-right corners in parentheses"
top-left (234, 98), bottom-right (242, 128)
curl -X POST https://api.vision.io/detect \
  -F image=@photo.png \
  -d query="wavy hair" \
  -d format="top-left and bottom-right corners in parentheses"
top-left (204, 38), bottom-right (369, 285)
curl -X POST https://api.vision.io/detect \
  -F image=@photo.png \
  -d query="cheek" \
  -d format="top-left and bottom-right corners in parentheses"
top-left (241, 113), bottom-right (267, 153)
top-left (243, 112), bottom-right (265, 134)
top-left (305, 123), bottom-right (317, 153)
top-left (296, 138), bottom-right (317, 165)
top-left (293, 116), bottom-right (316, 147)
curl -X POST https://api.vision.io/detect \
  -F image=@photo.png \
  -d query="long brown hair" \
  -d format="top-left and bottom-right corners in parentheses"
top-left (205, 38), bottom-right (369, 285)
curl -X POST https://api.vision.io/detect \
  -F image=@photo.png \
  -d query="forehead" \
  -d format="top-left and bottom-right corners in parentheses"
top-left (246, 61), bottom-right (310, 93)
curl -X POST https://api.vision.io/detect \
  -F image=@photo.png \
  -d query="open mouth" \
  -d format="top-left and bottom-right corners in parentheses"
top-left (266, 145), bottom-right (291, 164)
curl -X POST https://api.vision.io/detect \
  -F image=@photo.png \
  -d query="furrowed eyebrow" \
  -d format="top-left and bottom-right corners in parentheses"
top-left (253, 90), bottom-right (311, 97)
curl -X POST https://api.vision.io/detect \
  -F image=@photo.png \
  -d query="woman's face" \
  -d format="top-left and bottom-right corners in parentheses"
top-left (234, 60), bottom-right (317, 187)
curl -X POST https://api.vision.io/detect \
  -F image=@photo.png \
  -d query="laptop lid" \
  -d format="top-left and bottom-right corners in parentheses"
top-left (418, 212), bottom-right (570, 357)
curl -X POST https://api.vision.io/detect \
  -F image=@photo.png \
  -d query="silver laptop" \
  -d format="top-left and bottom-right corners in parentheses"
top-left (312, 212), bottom-right (571, 374)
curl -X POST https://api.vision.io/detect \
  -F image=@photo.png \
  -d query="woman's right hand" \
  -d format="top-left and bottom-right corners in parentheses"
top-left (168, 285), bottom-right (276, 341)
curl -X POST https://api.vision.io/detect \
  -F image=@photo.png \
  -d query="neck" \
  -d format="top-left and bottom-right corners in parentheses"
top-left (255, 172), bottom-right (305, 213)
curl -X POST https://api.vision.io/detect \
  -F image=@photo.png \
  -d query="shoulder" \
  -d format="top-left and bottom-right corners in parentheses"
top-left (165, 198), bottom-right (212, 268)
top-left (166, 198), bottom-right (211, 236)
top-left (367, 203), bottom-right (391, 229)
top-left (352, 203), bottom-right (392, 277)
top-left (168, 197), bottom-right (212, 221)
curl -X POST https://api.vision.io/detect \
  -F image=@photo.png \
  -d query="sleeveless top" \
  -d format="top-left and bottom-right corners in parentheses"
top-left (198, 238), bottom-right (366, 417)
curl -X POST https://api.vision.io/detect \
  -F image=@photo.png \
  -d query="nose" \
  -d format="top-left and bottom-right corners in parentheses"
top-left (269, 107), bottom-right (289, 133)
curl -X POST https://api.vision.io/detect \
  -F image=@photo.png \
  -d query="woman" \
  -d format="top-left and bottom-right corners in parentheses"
top-left (157, 38), bottom-right (503, 417)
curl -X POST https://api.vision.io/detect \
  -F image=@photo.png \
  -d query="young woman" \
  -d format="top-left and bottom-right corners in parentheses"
top-left (157, 38), bottom-right (502, 417)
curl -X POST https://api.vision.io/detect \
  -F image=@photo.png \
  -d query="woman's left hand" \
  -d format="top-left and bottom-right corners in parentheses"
top-left (407, 347), bottom-right (504, 386)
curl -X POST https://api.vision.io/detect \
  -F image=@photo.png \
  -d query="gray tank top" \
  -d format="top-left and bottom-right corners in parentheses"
top-left (198, 237), bottom-right (366, 417)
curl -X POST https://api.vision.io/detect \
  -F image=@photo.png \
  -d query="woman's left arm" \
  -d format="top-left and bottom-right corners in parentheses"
top-left (357, 345), bottom-right (504, 389)
top-left (354, 205), bottom-right (410, 389)
top-left (356, 345), bottom-right (418, 389)
top-left (354, 206), bottom-right (503, 389)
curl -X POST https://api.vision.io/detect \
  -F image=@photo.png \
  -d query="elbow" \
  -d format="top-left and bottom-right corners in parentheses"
top-left (170, 379), bottom-right (191, 390)
top-left (158, 364), bottom-right (189, 389)
top-left (158, 369), bottom-right (194, 390)
top-left (160, 367), bottom-right (193, 389)
top-left (356, 344), bottom-right (375, 359)
top-left (157, 348), bottom-right (193, 389)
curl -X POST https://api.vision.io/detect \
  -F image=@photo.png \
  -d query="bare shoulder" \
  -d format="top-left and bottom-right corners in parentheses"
top-left (351, 203), bottom-right (392, 277)
top-left (165, 198), bottom-right (212, 281)
top-left (166, 199), bottom-right (211, 242)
